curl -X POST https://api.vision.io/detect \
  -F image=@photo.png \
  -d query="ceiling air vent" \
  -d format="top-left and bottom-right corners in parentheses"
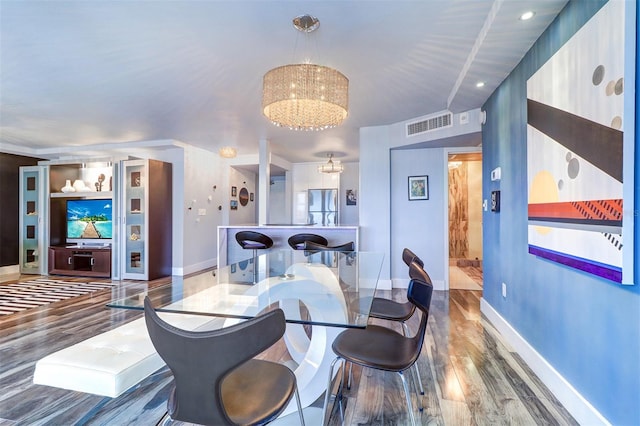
top-left (406, 112), bottom-right (453, 137)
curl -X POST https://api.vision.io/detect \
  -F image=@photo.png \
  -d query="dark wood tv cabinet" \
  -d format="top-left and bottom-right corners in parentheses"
top-left (48, 246), bottom-right (111, 278)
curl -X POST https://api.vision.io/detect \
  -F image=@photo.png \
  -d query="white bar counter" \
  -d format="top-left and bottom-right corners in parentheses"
top-left (218, 225), bottom-right (359, 266)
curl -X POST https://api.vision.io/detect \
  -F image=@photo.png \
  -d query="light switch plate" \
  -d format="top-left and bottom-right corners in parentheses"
top-left (491, 167), bottom-right (501, 181)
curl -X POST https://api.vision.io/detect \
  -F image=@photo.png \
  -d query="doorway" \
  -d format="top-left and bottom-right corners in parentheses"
top-left (448, 152), bottom-right (483, 290)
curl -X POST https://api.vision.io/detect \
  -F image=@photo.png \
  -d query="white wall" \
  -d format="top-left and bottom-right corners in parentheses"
top-left (291, 163), bottom-right (341, 224)
top-left (268, 175), bottom-right (287, 224)
top-left (359, 125), bottom-right (392, 285)
top-left (339, 162), bottom-right (359, 225)
top-left (390, 148), bottom-right (446, 288)
top-left (157, 145), bottom-right (223, 275)
top-left (229, 167), bottom-right (257, 225)
top-left (360, 109), bottom-right (482, 288)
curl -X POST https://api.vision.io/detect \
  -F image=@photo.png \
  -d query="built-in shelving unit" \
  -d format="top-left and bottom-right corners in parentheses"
top-left (50, 191), bottom-right (114, 199)
top-left (19, 166), bottom-right (47, 274)
top-left (48, 246), bottom-right (111, 278)
top-left (121, 159), bottom-right (172, 280)
top-left (19, 158), bottom-right (172, 280)
top-left (46, 162), bottom-right (115, 278)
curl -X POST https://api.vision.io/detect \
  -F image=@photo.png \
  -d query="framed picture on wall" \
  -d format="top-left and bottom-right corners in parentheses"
top-left (239, 187), bottom-right (249, 206)
top-left (346, 189), bottom-right (357, 206)
top-left (250, 192), bottom-right (254, 202)
top-left (408, 175), bottom-right (429, 200)
top-left (231, 186), bottom-right (237, 197)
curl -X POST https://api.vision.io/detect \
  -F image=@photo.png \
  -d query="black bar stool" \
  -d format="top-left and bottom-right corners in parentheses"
top-left (287, 233), bottom-right (328, 250)
top-left (301, 241), bottom-right (354, 252)
top-left (235, 231), bottom-right (273, 283)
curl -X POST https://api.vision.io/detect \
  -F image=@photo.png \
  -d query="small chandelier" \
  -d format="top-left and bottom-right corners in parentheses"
top-left (318, 153), bottom-right (344, 174)
top-left (219, 146), bottom-right (237, 158)
top-left (262, 15), bottom-right (349, 131)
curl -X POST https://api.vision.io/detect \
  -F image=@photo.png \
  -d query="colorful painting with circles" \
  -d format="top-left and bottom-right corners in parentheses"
top-left (526, 1), bottom-right (625, 283)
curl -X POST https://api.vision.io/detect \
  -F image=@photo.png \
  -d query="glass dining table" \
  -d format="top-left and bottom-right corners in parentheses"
top-left (108, 249), bottom-right (384, 420)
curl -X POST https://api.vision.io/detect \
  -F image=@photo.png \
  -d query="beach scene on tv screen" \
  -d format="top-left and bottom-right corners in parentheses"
top-left (67, 199), bottom-right (113, 239)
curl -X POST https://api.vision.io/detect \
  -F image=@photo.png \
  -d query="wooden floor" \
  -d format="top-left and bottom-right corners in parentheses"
top-left (0, 272), bottom-right (577, 426)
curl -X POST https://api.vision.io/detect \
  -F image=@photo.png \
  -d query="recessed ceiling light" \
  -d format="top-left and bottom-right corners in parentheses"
top-left (520, 11), bottom-right (535, 21)
top-left (476, 81), bottom-right (485, 88)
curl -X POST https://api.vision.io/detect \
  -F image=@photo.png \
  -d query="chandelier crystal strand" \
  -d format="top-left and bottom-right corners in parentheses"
top-left (263, 64), bottom-right (348, 130)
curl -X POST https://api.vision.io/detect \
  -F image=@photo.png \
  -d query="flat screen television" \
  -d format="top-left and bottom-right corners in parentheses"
top-left (66, 199), bottom-right (113, 243)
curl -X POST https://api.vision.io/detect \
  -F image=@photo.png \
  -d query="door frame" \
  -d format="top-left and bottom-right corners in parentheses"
top-left (442, 146), bottom-right (483, 291)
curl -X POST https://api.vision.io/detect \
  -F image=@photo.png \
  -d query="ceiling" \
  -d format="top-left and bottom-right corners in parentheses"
top-left (0, 0), bottom-right (567, 163)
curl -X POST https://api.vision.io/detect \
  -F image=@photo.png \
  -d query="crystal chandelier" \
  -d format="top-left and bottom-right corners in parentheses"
top-left (318, 153), bottom-right (344, 174)
top-left (262, 15), bottom-right (349, 131)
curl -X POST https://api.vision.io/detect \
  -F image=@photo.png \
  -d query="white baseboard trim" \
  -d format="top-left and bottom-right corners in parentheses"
top-left (377, 278), bottom-right (392, 291)
top-left (173, 258), bottom-right (217, 277)
top-left (480, 298), bottom-right (610, 426)
top-left (392, 278), bottom-right (410, 289)
top-left (431, 279), bottom-right (445, 291)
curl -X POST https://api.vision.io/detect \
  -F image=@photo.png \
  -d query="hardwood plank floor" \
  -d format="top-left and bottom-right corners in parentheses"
top-left (0, 273), bottom-right (577, 425)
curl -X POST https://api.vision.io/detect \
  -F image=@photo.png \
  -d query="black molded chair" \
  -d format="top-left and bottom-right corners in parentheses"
top-left (302, 241), bottom-right (354, 252)
top-left (144, 297), bottom-right (305, 426)
top-left (369, 258), bottom-right (428, 326)
top-left (287, 233), bottom-right (328, 250)
top-left (367, 258), bottom-right (431, 401)
top-left (322, 275), bottom-right (434, 426)
top-left (235, 231), bottom-right (274, 283)
top-left (402, 247), bottom-right (424, 269)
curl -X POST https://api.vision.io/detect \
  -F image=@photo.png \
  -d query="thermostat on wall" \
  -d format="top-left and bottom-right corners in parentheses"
top-left (491, 167), bottom-right (501, 181)
top-left (491, 190), bottom-right (500, 212)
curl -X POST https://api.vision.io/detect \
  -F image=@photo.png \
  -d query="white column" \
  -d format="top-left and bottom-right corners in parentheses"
top-left (258, 139), bottom-right (271, 225)
top-left (284, 170), bottom-right (292, 224)
top-left (359, 126), bottom-right (391, 283)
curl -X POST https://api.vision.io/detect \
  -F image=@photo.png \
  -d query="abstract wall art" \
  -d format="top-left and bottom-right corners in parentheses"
top-left (526, 1), bottom-right (630, 283)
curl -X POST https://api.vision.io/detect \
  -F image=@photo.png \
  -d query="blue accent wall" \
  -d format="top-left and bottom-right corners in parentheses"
top-left (482, 1), bottom-right (639, 424)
